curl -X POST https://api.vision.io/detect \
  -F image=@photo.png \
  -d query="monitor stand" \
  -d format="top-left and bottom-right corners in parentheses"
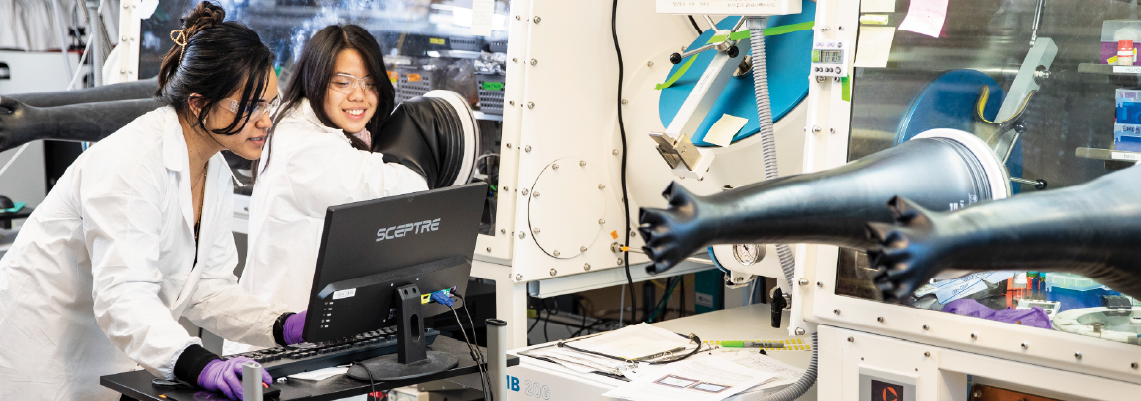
top-left (347, 284), bottom-right (459, 381)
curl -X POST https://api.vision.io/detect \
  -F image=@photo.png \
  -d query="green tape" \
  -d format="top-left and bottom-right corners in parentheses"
top-left (663, 21), bottom-right (816, 91)
top-left (481, 81), bottom-right (504, 91)
top-left (655, 55), bottom-right (698, 90)
top-left (706, 21), bottom-right (816, 44)
top-left (841, 76), bottom-right (851, 102)
top-left (765, 21), bottom-right (815, 36)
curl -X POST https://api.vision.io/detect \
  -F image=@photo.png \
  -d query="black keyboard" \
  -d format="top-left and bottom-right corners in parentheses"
top-left (226, 326), bottom-right (441, 377)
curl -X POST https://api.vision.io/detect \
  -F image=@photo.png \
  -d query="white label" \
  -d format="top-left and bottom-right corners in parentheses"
top-left (1113, 66), bottom-right (1141, 74)
top-left (695, 292), bottom-right (715, 308)
top-left (1112, 151), bottom-right (1140, 161)
top-left (332, 288), bottom-right (357, 300)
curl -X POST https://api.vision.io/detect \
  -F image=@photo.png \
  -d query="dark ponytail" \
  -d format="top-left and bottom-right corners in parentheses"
top-left (155, 1), bottom-right (274, 136)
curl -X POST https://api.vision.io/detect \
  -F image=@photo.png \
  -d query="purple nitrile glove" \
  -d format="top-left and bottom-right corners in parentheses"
top-left (197, 356), bottom-right (272, 400)
top-left (942, 299), bottom-right (1052, 329)
top-left (284, 311), bottom-right (307, 345)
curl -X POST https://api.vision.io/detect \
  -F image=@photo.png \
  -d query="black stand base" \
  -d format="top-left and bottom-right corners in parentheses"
top-left (347, 350), bottom-right (459, 381)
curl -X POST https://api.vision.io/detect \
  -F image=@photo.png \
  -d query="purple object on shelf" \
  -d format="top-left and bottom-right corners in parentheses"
top-left (942, 298), bottom-right (1052, 329)
top-left (1102, 42), bottom-right (1140, 65)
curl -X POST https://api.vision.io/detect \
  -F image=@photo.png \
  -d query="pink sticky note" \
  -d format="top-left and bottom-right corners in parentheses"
top-left (898, 0), bottom-right (949, 38)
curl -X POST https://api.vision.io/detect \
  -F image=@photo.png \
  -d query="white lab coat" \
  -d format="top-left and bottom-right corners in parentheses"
top-left (237, 98), bottom-right (427, 328)
top-left (0, 107), bottom-right (290, 401)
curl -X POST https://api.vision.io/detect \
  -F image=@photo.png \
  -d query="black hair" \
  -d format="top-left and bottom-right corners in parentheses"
top-left (276, 24), bottom-right (396, 150)
top-left (156, 1), bottom-right (274, 136)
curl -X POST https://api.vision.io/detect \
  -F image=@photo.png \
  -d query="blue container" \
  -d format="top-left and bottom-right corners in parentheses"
top-left (1043, 273), bottom-right (1122, 311)
top-left (1046, 287), bottom-right (1121, 311)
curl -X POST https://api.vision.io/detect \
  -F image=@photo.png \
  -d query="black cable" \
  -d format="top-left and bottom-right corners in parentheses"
top-left (687, 16), bottom-right (703, 35)
top-left (356, 360), bottom-right (378, 400)
top-left (543, 313), bottom-right (551, 343)
top-left (576, 297), bottom-right (588, 335)
top-left (570, 297), bottom-right (592, 338)
top-left (612, 0), bottom-right (637, 327)
top-left (527, 309), bottom-right (541, 339)
top-left (648, 277), bottom-right (681, 323)
top-left (453, 294), bottom-right (494, 401)
top-left (557, 332), bottom-right (705, 365)
top-left (453, 297), bottom-right (490, 368)
top-left (449, 304), bottom-right (490, 401)
top-left (541, 298), bottom-right (556, 343)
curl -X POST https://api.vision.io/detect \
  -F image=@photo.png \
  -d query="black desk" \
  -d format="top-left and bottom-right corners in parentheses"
top-left (101, 337), bottom-right (518, 401)
top-left (0, 206), bottom-right (32, 229)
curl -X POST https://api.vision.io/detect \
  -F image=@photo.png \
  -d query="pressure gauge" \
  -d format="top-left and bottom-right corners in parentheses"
top-left (732, 244), bottom-right (764, 266)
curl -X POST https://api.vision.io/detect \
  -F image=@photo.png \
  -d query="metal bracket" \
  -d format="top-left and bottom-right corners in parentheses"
top-left (649, 132), bottom-right (705, 171)
top-left (975, 37), bottom-right (1057, 161)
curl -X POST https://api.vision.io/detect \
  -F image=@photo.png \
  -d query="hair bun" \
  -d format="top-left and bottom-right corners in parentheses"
top-left (182, 1), bottom-right (226, 34)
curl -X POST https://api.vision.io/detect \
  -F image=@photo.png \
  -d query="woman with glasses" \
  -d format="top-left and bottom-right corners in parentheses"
top-left (0, 3), bottom-right (310, 400)
top-left (225, 25), bottom-right (427, 354)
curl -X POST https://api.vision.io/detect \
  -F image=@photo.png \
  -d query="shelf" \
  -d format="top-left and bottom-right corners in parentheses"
top-left (1075, 147), bottom-right (1141, 163)
top-left (1078, 63), bottom-right (1141, 75)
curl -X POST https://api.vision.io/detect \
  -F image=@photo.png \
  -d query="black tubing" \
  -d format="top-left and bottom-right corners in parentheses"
top-left (869, 164), bottom-right (1141, 302)
top-left (372, 95), bottom-right (469, 189)
top-left (0, 97), bottom-right (162, 153)
top-left (3, 77), bottom-right (158, 107)
top-left (639, 137), bottom-right (996, 274)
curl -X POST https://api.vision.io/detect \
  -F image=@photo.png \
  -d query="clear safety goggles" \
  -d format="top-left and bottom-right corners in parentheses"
top-left (226, 96), bottom-right (280, 122)
top-left (329, 73), bottom-right (378, 95)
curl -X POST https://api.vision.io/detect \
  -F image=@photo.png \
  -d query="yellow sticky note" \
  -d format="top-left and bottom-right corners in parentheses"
top-left (859, 14), bottom-right (890, 25)
top-left (854, 27), bottom-right (896, 68)
top-left (705, 114), bottom-right (749, 147)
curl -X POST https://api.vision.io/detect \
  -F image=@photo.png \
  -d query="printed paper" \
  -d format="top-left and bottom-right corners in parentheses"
top-left (470, 0), bottom-right (495, 36)
top-left (854, 27), bottom-right (896, 68)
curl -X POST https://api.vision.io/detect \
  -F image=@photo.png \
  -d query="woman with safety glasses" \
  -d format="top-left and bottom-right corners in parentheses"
top-left (0, 3), bottom-right (309, 400)
top-left (224, 25), bottom-right (427, 354)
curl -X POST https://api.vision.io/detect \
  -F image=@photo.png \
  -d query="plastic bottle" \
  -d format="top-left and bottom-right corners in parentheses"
top-left (1118, 39), bottom-right (1135, 66)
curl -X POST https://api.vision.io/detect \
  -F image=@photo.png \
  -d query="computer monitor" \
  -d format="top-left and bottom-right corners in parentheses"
top-left (302, 183), bottom-right (487, 379)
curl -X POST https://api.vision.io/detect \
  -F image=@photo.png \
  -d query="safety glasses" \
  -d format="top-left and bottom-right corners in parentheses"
top-left (227, 96), bottom-right (280, 122)
top-left (329, 73), bottom-right (378, 94)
